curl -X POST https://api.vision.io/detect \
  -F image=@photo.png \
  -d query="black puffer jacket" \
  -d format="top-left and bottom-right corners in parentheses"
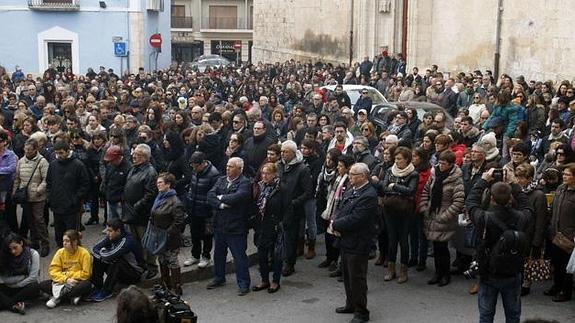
top-left (123, 162), bottom-right (158, 225)
top-left (103, 158), bottom-right (131, 203)
top-left (186, 162), bottom-right (220, 218)
top-left (46, 155), bottom-right (91, 214)
top-left (244, 134), bottom-right (276, 171)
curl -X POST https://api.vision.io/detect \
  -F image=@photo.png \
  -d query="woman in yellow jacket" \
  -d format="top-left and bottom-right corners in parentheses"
top-left (39, 230), bottom-right (93, 308)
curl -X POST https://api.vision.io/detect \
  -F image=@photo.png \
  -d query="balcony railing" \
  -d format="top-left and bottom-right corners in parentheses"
top-left (172, 16), bottom-right (193, 29)
top-left (28, 0), bottom-right (80, 11)
top-left (201, 17), bottom-right (252, 30)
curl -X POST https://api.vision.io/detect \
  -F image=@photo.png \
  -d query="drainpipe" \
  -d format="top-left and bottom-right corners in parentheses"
top-left (494, 0), bottom-right (503, 78)
top-left (401, 0), bottom-right (408, 63)
top-left (349, 0), bottom-right (354, 66)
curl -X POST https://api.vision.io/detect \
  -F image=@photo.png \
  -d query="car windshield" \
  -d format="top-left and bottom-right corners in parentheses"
top-left (346, 89), bottom-right (385, 105)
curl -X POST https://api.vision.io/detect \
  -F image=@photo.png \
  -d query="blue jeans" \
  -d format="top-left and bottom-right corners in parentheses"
top-left (107, 201), bottom-right (122, 220)
top-left (478, 275), bottom-right (521, 323)
top-left (213, 232), bottom-right (250, 290)
top-left (303, 199), bottom-right (317, 241)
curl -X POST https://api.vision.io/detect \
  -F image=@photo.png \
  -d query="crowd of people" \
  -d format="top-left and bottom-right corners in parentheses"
top-left (0, 50), bottom-right (574, 323)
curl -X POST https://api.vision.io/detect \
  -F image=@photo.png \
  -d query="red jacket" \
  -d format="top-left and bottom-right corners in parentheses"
top-left (415, 166), bottom-right (431, 214)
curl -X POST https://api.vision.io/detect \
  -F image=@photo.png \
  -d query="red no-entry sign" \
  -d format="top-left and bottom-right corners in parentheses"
top-left (149, 34), bottom-right (162, 48)
top-left (234, 41), bottom-right (242, 50)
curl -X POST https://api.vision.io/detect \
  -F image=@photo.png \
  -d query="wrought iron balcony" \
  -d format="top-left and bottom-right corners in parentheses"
top-left (172, 16), bottom-right (193, 29)
top-left (28, 0), bottom-right (80, 11)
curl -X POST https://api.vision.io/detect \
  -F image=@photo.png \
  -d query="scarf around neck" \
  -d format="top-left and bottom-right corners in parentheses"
top-left (391, 163), bottom-right (415, 177)
top-left (152, 189), bottom-right (177, 211)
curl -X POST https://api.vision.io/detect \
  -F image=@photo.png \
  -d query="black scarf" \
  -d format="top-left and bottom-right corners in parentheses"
top-left (430, 166), bottom-right (451, 213)
top-left (9, 246), bottom-right (31, 276)
top-left (257, 178), bottom-right (279, 220)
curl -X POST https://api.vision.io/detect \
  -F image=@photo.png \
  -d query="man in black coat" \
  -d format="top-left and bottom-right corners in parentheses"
top-left (244, 121), bottom-right (276, 172)
top-left (123, 143), bottom-right (158, 277)
top-left (331, 162), bottom-right (378, 323)
top-left (102, 145), bottom-right (131, 220)
top-left (206, 157), bottom-right (252, 296)
top-left (278, 140), bottom-right (313, 276)
top-left (466, 170), bottom-right (532, 323)
top-left (46, 140), bottom-right (90, 248)
top-left (183, 152), bottom-right (220, 268)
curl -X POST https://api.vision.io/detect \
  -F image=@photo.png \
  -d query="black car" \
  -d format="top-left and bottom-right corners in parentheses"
top-left (370, 101), bottom-right (454, 130)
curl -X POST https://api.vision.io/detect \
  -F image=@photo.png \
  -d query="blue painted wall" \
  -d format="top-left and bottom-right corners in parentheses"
top-left (0, 0), bottom-right (171, 74)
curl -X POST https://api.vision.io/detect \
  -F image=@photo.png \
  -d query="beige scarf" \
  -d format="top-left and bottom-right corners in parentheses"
top-left (391, 163), bottom-right (415, 177)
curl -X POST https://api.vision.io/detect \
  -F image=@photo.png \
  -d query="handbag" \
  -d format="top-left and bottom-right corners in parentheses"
top-left (382, 194), bottom-right (412, 213)
top-left (13, 158), bottom-right (42, 204)
top-left (524, 247), bottom-right (551, 282)
top-left (141, 221), bottom-right (168, 255)
top-left (552, 231), bottom-right (575, 254)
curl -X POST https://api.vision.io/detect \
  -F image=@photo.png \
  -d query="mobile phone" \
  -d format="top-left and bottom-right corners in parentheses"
top-left (493, 168), bottom-right (504, 182)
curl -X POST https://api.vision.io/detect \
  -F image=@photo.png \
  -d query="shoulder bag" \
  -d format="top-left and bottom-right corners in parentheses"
top-left (13, 158), bottom-right (42, 204)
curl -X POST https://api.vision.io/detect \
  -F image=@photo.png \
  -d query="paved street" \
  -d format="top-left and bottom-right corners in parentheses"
top-left (5, 234), bottom-right (575, 323)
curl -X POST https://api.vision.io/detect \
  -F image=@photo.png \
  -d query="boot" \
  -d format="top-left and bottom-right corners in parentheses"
top-left (374, 254), bottom-right (385, 266)
top-left (160, 265), bottom-right (172, 290)
top-left (171, 267), bottom-right (183, 296)
top-left (297, 239), bottom-right (305, 257)
top-left (397, 264), bottom-right (408, 284)
top-left (305, 240), bottom-right (316, 259)
top-left (384, 262), bottom-right (396, 281)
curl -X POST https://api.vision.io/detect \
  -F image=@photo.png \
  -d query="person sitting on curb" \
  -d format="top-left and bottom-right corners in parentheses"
top-left (87, 219), bottom-right (145, 302)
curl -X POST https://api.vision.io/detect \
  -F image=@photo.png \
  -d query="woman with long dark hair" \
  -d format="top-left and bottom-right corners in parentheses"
top-left (0, 233), bottom-right (40, 315)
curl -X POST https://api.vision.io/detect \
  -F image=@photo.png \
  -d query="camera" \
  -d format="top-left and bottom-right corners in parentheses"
top-left (151, 285), bottom-right (197, 323)
top-left (492, 168), bottom-right (505, 182)
top-left (463, 260), bottom-right (480, 280)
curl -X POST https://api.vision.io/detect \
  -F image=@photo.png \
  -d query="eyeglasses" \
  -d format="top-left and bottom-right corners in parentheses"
top-left (348, 172), bottom-right (362, 176)
top-left (362, 128), bottom-right (370, 132)
top-left (232, 120), bottom-right (242, 124)
top-left (556, 151), bottom-right (565, 156)
top-left (362, 92), bottom-right (368, 94)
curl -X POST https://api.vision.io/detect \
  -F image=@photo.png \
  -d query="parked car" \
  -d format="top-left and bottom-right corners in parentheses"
top-left (320, 85), bottom-right (388, 111)
top-left (370, 101), bottom-right (454, 130)
top-left (189, 55), bottom-right (231, 72)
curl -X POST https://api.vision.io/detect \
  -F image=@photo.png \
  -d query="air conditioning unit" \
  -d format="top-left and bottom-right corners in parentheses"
top-left (147, 0), bottom-right (164, 12)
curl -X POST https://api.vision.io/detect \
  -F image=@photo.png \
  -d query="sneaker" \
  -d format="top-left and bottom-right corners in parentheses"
top-left (198, 257), bottom-right (212, 269)
top-left (84, 289), bottom-right (101, 302)
top-left (71, 296), bottom-right (81, 305)
top-left (93, 291), bottom-right (113, 302)
top-left (183, 257), bottom-right (199, 267)
top-left (11, 302), bottom-right (25, 315)
top-left (46, 297), bottom-right (60, 309)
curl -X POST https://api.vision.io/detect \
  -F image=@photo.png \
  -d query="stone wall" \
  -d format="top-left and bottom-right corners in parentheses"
top-left (407, 0), bottom-right (575, 82)
top-left (253, 0), bottom-right (575, 82)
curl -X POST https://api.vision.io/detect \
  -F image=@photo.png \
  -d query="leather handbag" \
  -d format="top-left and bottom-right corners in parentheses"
top-left (142, 221), bottom-right (168, 255)
top-left (552, 231), bottom-right (575, 254)
top-left (524, 247), bottom-right (551, 282)
top-left (13, 158), bottom-right (42, 204)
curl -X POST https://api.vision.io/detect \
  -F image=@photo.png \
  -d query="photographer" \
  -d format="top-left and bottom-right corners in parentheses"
top-left (466, 169), bottom-right (532, 323)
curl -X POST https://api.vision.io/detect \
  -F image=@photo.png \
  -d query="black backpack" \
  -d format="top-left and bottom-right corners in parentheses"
top-left (481, 211), bottom-right (529, 277)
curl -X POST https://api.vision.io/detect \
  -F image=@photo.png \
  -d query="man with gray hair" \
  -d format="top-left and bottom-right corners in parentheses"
top-left (206, 157), bottom-right (252, 295)
top-left (123, 143), bottom-right (158, 278)
top-left (278, 140), bottom-right (313, 276)
top-left (330, 162), bottom-right (378, 323)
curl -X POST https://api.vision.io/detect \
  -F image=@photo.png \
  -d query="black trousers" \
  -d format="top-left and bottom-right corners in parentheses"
top-left (0, 282), bottom-right (40, 309)
top-left (384, 207), bottom-right (410, 265)
top-left (91, 257), bottom-right (142, 294)
top-left (325, 231), bottom-right (340, 262)
top-left (39, 280), bottom-right (92, 299)
top-left (549, 242), bottom-right (573, 297)
top-left (433, 241), bottom-right (450, 277)
top-left (53, 211), bottom-right (80, 248)
top-left (341, 251), bottom-right (370, 320)
top-left (189, 216), bottom-right (213, 259)
top-left (284, 219), bottom-right (300, 267)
